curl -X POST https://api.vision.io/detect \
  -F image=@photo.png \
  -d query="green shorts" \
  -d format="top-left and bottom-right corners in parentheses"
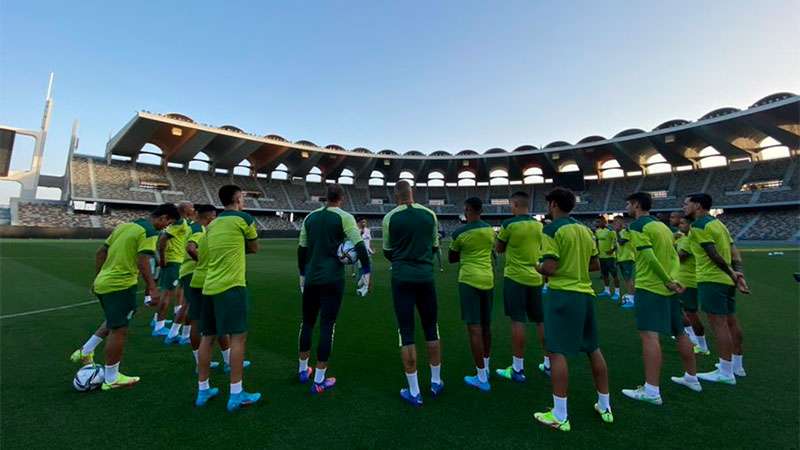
top-left (97, 285), bottom-right (138, 329)
top-left (199, 293), bottom-right (216, 336)
top-left (187, 286), bottom-right (204, 322)
top-left (699, 282), bottom-right (736, 315)
top-left (634, 290), bottom-right (684, 336)
top-left (158, 262), bottom-right (181, 291)
top-left (503, 277), bottom-right (543, 323)
top-left (617, 260), bottom-right (635, 281)
top-left (208, 286), bottom-right (249, 335)
top-left (599, 258), bottom-right (618, 278)
top-left (542, 289), bottom-right (599, 356)
top-left (680, 287), bottom-right (699, 312)
top-left (458, 283), bottom-right (493, 325)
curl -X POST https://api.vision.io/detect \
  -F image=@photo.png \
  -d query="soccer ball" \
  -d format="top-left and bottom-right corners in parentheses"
top-left (73, 363), bottom-right (104, 392)
top-left (337, 241), bottom-right (358, 265)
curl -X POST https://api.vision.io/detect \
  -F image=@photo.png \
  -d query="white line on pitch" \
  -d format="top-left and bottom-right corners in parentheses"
top-left (0, 300), bottom-right (98, 319)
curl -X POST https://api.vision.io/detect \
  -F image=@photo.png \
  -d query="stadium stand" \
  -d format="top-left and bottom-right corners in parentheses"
top-left (17, 201), bottom-right (93, 227)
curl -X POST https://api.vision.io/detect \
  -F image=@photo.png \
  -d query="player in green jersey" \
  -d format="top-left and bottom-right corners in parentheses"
top-left (297, 184), bottom-right (372, 394)
top-left (683, 193), bottom-right (750, 384)
top-left (450, 197), bottom-right (495, 392)
top-left (669, 211), bottom-right (684, 241)
top-left (621, 193), bottom-right (700, 406)
top-left (594, 216), bottom-right (620, 300)
top-left (676, 215), bottom-right (710, 355)
top-left (533, 188), bottom-right (612, 432)
top-left (69, 204), bottom-right (179, 390)
top-left (197, 185), bottom-right (260, 412)
top-left (612, 216), bottom-right (636, 307)
top-left (154, 201), bottom-right (195, 338)
top-left (494, 191), bottom-right (549, 382)
top-left (382, 181), bottom-right (442, 407)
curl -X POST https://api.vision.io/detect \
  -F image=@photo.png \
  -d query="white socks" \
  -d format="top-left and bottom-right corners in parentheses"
top-left (430, 364), bottom-right (442, 384)
top-left (406, 371), bottom-right (420, 397)
top-left (597, 392), bottom-right (610, 411)
top-left (167, 323), bottom-right (181, 339)
top-left (696, 336), bottom-right (708, 352)
top-left (476, 367), bottom-right (488, 383)
top-left (644, 383), bottom-right (660, 397)
top-left (299, 358), bottom-right (309, 373)
top-left (614, 288), bottom-right (620, 296)
top-left (181, 325), bottom-right (191, 339)
top-left (543, 356), bottom-right (551, 369)
top-left (552, 395), bottom-right (568, 421)
top-left (483, 357), bottom-right (490, 372)
top-left (104, 362), bottom-right (119, 384)
top-left (719, 358), bottom-right (733, 377)
top-left (155, 320), bottom-right (166, 331)
top-left (684, 372), bottom-right (698, 383)
top-left (82, 335), bottom-right (103, 355)
top-left (732, 354), bottom-right (744, 372)
top-left (314, 367), bottom-right (326, 384)
top-left (512, 356), bottom-right (524, 372)
top-left (222, 349), bottom-right (231, 365)
top-left (230, 381), bottom-right (242, 394)
top-left (198, 379), bottom-right (209, 390)
top-left (602, 287), bottom-right (610, 294)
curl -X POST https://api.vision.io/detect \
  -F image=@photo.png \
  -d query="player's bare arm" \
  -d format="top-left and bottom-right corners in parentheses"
top-left (588, 256), bottom-right (599, 272)
top-left (495, 239), bottom-right (507, 254)
top-left (157, 234), bottom-right (170, 268)
top-left (186, 242), bottom-right (199, 261)
top-left (537, 258), bottom-right (558, 276)
top-left (138, 254), bottom-right (160, 304)
top-left (245, 238), bottom-right (259, 254)
top-left (701, 243), bottom-right (738, 282)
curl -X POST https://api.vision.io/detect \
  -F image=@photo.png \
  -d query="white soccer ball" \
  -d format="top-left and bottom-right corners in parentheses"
top-left (73, 363), bottom-right (104, 392)
top-left (337, 241), bottom-right (358, 265)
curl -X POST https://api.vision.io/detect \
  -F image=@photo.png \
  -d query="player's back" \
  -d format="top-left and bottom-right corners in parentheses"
top-left (690, 215), bottom-right (734, 286)
top-left (542, 217), bottom-right (596, 295)
top-left (451, 220), bottom-right (495, 289)
top-left (498, 215), bottom-right (543, 286)
top-left (203, 210), bottom-right (258, 295)
top-left (300, 206), bottom-right (360, 285)
top-left (164, 219), bottom-right (192, 263)
top-left (95, 219), bottom-right (158, 294)
top-left (595, 227), bottom-right (616, 258)
top-left (382, 203), bottom-right (439, 282)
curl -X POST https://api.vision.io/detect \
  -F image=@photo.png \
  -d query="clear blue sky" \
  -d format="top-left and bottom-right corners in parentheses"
top-left (1, 0), bottom-right (798, 203)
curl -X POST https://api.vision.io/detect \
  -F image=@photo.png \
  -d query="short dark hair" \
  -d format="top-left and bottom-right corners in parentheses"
top-left (545, 188), bottom-right (576, 213)
top-left (151, 203), bottom-right (180, 220)
top-left (510, 191), bottom-right (529, 204)
top-left (464, 197), bottom-right (483, 213)
top-left (195, 204), bottom-right (217, 215)
top-left (687, 193), bottom-right (712, 210)
top-left (597, 215), bottom-right (607, 222)
top-left (626, 192), bottom-right (652, 211)
top-left (218, 185), bottom-right (242, 207)
top-left (327, 184), bottom-right (344, 202)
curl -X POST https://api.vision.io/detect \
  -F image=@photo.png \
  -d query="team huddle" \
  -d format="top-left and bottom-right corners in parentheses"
top-left (69, 180), bottom-right (750, 430)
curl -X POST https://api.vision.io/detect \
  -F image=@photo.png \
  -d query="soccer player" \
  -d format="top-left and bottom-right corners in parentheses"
top-left (621, 192), bottom-right (700, 405)
top-left (669, 211), bottom-right (683, 238)
top-left (613, 216), bottom-right (636, 308)
top-left (449, 197), bottom-right (495, 392)
top-left (594, 216), bottom-right (620, 300)
top-left (533, 188), bottom-right (612, 432)
top-left (352, 218), bottom-right (374, 282)
top-left (297, 184), bottom-right (372, 394)
top-left (70, 203), bottom-right (179, 390)
top-left (676, 215), bottom-right (710, 355)
top-left (683, 193), bottom-right (750, 384)
top-left (154, 201), bottom-right (195, 339)
top-left (493, 191), bottom-right (548, 382)
top-left (197, 185), bottom-right (260, 412)
top-left (382, 180), bottom-right (443, 407)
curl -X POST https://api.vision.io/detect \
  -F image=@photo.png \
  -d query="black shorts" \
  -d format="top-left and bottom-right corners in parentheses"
top-left (187, 287), bottom-right (204, 322)
top-left (503, 278), bottom-right (543, 323)
top-left (391, 278), bottom-right (439, 347)
top-left (459, 283), bottom-right (493, 325)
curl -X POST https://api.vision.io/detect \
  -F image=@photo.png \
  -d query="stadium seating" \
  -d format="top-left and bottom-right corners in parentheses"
top-left (17, 201), bottom-right (93, 227)
top-left (740, 210), bottom-right (799, 240)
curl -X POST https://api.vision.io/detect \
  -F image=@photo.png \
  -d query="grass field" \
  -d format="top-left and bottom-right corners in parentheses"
top-left (1, 239), bottom-right (799, 449)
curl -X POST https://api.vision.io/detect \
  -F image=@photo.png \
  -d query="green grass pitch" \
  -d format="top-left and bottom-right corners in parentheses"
top-left (1, 239), bottom-right (798, 448)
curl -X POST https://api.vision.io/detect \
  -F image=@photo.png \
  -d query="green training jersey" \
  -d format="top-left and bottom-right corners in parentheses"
top-left (675, 233), bottom-right (696, 288)
top-left (595, 226), bottom-right (617, 259)
top-left (163, 218), bottom-right (193, 264)
top-left (94, 219), bottom-right (158, 295)
top-left (496, 215), bottom-right (543, 286)
top-left (450, 221), bottom-right (495, 290)
top-left (202, 211), bottom-right (259, 296)
top-left (189, 226), bottom-right (210, 289)
top-left (541, 217), bottom-right (597, 295)
top-left (689, 215), bottom-right (734, 286)
top-left (299, 206), bottom-right (363, 285)
top-left (179, 222), bottom-right (204, 278)
top-left (616, 228), bottom-right (635, 262)
top-left (629, 215), bottom-right (679, 296)
top-left (382, 203), bottom-right (439, 282)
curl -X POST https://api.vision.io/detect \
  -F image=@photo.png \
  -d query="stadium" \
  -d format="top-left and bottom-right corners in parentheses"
top-left (1, 4), bottom-right (799, 449)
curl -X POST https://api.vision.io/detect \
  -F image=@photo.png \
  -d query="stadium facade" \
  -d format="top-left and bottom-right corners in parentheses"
top-left (2, 91), bottom-right (799, 241)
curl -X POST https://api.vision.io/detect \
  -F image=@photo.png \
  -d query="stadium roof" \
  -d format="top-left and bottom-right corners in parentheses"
top-left (106, 93), bottom-right (800, 181)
